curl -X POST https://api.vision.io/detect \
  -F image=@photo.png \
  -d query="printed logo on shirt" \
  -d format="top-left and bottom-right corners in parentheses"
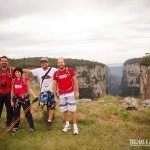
top-left (15, 85), bottom-right (22, 88)
top-left (41, 75), bottom-right (51, 88)
top-left (59, 74), bottom-right (67, 79)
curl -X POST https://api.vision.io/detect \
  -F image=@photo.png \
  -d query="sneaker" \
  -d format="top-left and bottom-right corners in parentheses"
top-left (12, 128), bottom-right (19, 133)
top-left (73, 126), bottom-right (78, 135)
top-left (47, 122), bottom-right (52, 130)
top-left (63, 124), bottom-right (71, 132)
top-left (29, 128), bottom-right (35, 133)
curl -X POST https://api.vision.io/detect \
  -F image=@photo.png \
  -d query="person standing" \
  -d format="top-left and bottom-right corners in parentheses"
top-left (11, 67), bottom-right (38, 133)
top-left (53, 58), bottom-right (79, 135)
top-left (0, 56), bottom-right (15, 127)
top-left (23, 57), bottom-right (57, 130)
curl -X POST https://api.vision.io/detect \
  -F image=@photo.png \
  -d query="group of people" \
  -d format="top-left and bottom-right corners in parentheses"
top-left (0, 56), bottom-right (79, 135)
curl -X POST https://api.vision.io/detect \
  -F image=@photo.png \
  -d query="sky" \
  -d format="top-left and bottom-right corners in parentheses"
top-left (0, 0), bottom-right (150, 64)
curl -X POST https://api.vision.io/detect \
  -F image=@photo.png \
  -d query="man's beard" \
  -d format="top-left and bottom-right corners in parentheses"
top-left (42, 66), bottom-right (49, 70)
top-left (59, 65), bottom-right (65, 69)
top-left (1, 64), bottom-right (7, 69)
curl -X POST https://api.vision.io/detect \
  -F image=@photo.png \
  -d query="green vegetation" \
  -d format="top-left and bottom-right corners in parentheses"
top-left (123, 56), bottom-right (150, 67)
top-left (9, 57), bottom-right (105, 69)
top-left (0, 96), bottom-right (150, 150)
top-left (140, 56), bottom-right (150, 66)
top-left (124, 58), bottom-right (141, 65)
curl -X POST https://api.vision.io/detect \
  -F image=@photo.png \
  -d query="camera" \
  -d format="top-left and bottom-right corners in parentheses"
top-left (12, 94), bottom-right (20, 107)
top-left (1, 82), bottom-right (7, 87)
top-left (12, 94), bottom-right (19, 101)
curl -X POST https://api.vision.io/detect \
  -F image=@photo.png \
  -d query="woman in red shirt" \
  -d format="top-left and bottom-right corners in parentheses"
top-left (11, 67), bottom-right (38, 133)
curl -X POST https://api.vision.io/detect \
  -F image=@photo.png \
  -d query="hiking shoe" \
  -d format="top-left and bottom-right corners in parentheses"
top-left (47, 122), bottom-right (52, 130)
top-left (73, 126), bottom-right (78, 135)
top-left (12, 128), bottom-right (19, 133)
top-left (29, 128), bottom-right (35, 133)
top-left (63, 124), bottom-right (71, 132)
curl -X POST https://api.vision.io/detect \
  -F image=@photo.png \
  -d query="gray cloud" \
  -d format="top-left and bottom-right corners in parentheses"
top-left (0, 0), bottom-right (150, 64)
top-left (0, 0), bottom-right (70, 21)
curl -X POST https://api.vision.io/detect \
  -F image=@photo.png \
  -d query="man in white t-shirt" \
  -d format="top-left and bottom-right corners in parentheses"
top-left (23, 57), bottom-right (57, 130)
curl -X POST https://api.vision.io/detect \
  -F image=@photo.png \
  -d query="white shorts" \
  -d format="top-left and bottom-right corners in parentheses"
top-left (59, 92), bottom-right (76, 112)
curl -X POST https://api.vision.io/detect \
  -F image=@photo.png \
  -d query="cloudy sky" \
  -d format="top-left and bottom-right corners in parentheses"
top-left (0, 0), bottom-right (150, 64)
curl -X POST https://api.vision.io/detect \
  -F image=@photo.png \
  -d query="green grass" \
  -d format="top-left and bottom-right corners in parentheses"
top-left (0, 96), bottom-right (150, 150)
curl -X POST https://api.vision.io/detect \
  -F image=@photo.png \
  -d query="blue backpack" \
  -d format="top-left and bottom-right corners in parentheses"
top-left (40, 92), bottom-right (49, 102)
top-left (39, 92), bottom-right (54, 104)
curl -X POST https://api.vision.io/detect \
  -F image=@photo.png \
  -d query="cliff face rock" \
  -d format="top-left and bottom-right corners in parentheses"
top-left (107, 66), bottom-right (123, 96)
top-left (29, 65), bottom-right (107, 99)
top-left (121, 57), bottom-right (150, 99)
top-left (107, 74), bottom-right (121, 96)
top-left (121, 63), bottom-right (141, 96)
top-left (75, 65), bottom-right (107, 99)
top-left (140, 66), bottom-right (150, 99)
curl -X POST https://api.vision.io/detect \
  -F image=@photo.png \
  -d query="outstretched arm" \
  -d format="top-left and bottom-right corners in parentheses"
top-left (23, 69), bottom-right (32, 74)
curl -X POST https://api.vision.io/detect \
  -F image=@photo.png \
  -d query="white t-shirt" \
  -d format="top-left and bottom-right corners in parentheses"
top-left (31, 67), bottom-right (57, 92)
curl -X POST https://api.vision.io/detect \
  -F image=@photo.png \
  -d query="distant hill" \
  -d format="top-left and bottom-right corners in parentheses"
top-left (107, 63), bottom-right (123, 67)
top-left (124, 58), bottom-right (141, 65)
top-left (109, 66), bottom-right (123, 77)
top-left (9, 57), bottom-right (105, 69)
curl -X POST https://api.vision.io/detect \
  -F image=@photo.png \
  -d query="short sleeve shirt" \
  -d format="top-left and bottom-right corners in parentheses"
top-left (13, 76), bottom-right (28, 95)
top-left (53, 68), bottom-right (75, 94)
top-left (0, 67), bottom-right (15, 94)
top-left (31, 67), bottom-right (57, 92)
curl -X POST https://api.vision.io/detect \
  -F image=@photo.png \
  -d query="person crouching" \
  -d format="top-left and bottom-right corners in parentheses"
top-left (10, 67), bottom-right (38, 133)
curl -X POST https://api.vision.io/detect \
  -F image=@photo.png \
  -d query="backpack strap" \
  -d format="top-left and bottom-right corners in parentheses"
top-left (40, 67), bottom-right (52, 89)
top-left (22, 77), bottom-right (27, 85)
top-left (12, 77), bottom-right (23, 86)
top-left (0, 67), bottom-right (1, 78)
top-left (56, 70), bottom-right (58, 81)
top-left (12, 78), bottom-right (16, 85)
top-left (66, 68), bottom-right (72, 79)
top-left (56, 67), bottom-right (72, 81)
top-left (9, 67), bottom-right (12, 79)
top-left (0, 67), bottom-right (13, 79)
top-left (13, 77), bottom-right (29, 99)
top-left (7, 67), bottom-right (13, 79)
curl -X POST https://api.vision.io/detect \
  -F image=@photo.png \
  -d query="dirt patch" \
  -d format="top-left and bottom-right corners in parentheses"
top-left (77, 112), bottom-right (86, 119)
top-left (110, 113), bottom-right (123, 123)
